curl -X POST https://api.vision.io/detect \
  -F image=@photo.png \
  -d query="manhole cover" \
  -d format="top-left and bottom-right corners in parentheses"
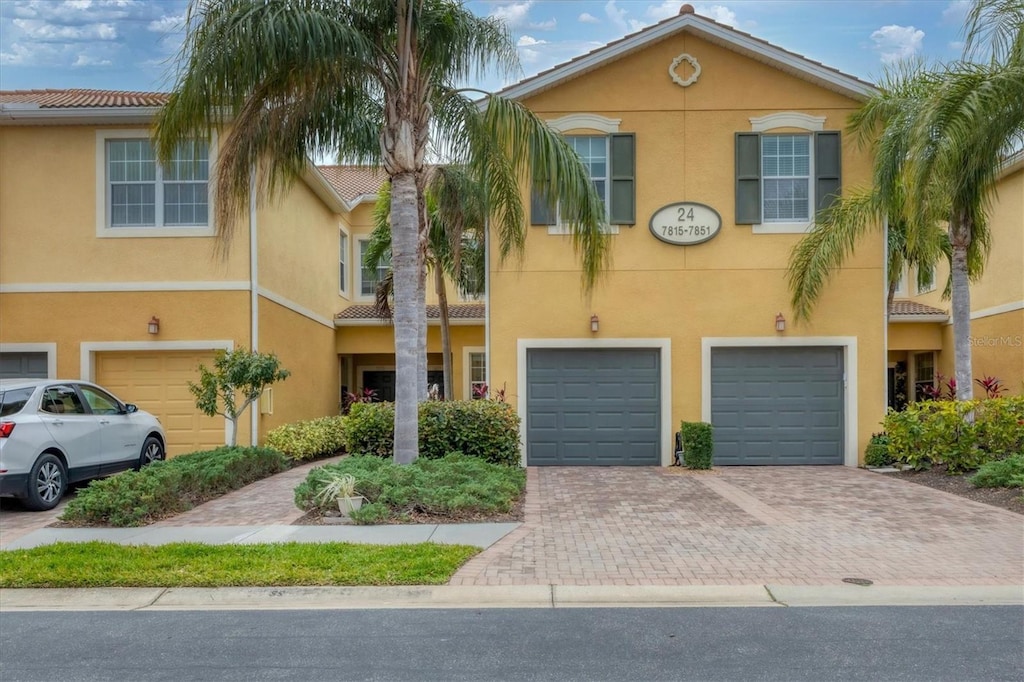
top-left (842, 577), bottom-right (874, 587)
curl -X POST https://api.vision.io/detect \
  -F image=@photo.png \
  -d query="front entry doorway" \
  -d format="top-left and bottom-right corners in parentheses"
top-left (362, 370), bottom-right (446, 401)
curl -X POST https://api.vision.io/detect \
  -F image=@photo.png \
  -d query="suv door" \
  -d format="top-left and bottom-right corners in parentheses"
top-left (38, 384), bottom-right (103, 481)
top-left (77, 384), bottom-right (140, 474)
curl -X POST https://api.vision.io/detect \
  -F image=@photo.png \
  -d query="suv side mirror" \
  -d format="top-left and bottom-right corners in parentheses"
top-left (125, 403), bottom-right (139, 414)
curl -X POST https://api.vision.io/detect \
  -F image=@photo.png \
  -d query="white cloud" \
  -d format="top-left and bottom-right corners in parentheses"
top-left (694, 4), bottom-right (738, 27)
top-left (528, 18), bottom-right (556, 30)
top-left (73, 53), bottom-right (112, 67)
top-left (645, 1), bottom-right (683, 22)
top-left (870, 24), bottom-right (925, 63)
top-left (578, 12), bottom-right (600, 24)
top-left (605, 0), bottom-right (647, 34)
top-left (147, 14), bottom-right (183, 33)
top-left (489, 1), bottom-right (534, 28)
top-left (517, 35), bottom-right (547, 47)
top-left (0, 42), bottom-right (35, 66)
top-left (941, 0), bottom-right (970, 23)
top-left (12, 18), bottom-right (117, 41)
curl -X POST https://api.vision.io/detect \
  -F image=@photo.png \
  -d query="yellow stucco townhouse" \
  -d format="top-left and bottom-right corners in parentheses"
top-left (1, 8), bottom-right (1019, 466)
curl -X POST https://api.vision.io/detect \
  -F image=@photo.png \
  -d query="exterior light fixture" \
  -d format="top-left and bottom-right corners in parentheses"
top-left (775, 312), bottom-right (786, 333)
top-left (147, 316), bottom-right (160, 335)
top-left (590, 314), bottom-right (600, 333)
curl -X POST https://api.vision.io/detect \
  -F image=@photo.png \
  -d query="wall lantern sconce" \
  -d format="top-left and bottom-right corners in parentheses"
top-left (590, 314), bottom-right (600, 333)
top-left (774, 312), bottom-right (786, 333)
top-left (147, 316), bottom-right (160, 335)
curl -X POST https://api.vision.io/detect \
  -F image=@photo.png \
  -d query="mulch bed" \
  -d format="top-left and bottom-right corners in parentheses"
top-left (888, 464), bottom-right (1024, 515)
top-left (293, 496), bottom-right (525, 526)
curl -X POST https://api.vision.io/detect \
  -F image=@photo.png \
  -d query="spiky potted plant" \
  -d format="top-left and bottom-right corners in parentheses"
top-left (314, 472), bottom-right (364, 516)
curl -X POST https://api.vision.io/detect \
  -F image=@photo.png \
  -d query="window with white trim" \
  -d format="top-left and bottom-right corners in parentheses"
top-left (358, 239), bottom-right (390, 298)
top-left (339, 228), bottom-right (349, 297)
top-left (916, 267), bottom-right (935, 294)
top-left (761, 134), bottom-right (811, 222)
top-left (568, 136), bottom-right (608, 214)
top-left (469, 352), bottom-right (487, 399)
top-left (106, 138), bottom-right (209, 228)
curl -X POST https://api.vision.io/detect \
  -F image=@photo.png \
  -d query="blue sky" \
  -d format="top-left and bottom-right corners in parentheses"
top-left (0, 1), bottom-right (974, 93)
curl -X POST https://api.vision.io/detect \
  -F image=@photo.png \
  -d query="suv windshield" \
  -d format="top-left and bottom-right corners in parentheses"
top-left (0, 387), bottom-right (35, 417)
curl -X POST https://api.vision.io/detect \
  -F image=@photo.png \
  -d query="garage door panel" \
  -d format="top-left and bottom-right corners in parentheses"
top-left (96, 350), bottom-right (220, 457)
top-left (527, 348), bottom-right (661, 466)
top-left (711, 347), bottom-right (843, 466)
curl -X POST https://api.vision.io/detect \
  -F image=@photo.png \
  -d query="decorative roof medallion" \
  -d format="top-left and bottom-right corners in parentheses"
top-left (669, 53), bottom-right (701, 87)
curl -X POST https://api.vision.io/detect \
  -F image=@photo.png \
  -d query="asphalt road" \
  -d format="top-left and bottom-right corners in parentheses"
top-left (1, 606), bottom-right (1021, 681)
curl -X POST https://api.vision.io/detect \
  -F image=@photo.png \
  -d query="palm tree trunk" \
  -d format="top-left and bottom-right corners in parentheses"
top-left (435, 266), bottom-right (453, 400)
top-left (417, 184), bottom-right (428, 401)
top-left (886, 280), bottom-right (897, 321)
top-left (949, 219), bottom-right (974, 401)
top-left (390, 170), bottom-right (420, 464)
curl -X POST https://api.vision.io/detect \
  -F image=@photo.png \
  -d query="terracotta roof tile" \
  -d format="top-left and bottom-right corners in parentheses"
top-left (317, 165), bottom-right (385, 203)
top-left (0, 89), bottom-right (169, 108)
top-left (889, 301), bottom-right (948, 317)
top-left (336, 303), bottom-right (485, 321)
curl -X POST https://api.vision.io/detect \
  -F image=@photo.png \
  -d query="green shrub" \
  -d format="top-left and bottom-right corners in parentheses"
top-left (971, 455), bottom-right (1024, 488)
top-left (343, 401), bottom-right (521, 466)
top-left (864, 432), bottom-right (895, 468)
top-left (681, 421), bottom-right (713, 470)
top-left (61, 446), bottom-right (289, 527)
top-left (294, 453), bottom-right (525, 523)
top-left (264, 416), bottom-right (347, 461)
top-left (884, 396), bottom-right (1024, 472)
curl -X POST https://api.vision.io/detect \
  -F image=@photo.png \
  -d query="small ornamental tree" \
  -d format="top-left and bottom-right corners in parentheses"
top-left (188, 349), bottom-right (290, 446)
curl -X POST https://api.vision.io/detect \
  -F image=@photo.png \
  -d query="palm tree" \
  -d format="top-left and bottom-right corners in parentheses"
top-left (366, 166), bottom-right (488, 401)
top-left (903, 0), bottom-right (1023, 400)
top-left (154, 0), bottom-right (609, 464)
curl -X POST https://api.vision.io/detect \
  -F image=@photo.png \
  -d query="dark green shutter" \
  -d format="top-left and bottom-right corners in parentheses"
top-left (609, 133), bottom-right (636, 225)
top-left (815, 131), bottom-right (842, 214)
top-left (530, 184), bottom-right (556, 226)
top-left (735, 132), bottom-right (761, 224)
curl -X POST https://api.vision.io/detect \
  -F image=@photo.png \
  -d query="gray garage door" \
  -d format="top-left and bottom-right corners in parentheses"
top-left (0, 352), bottom-right (48, 380)
top-left (710, 347), bottom-right (844, 465)
top-left (526, 348), bottom-right (660, 466)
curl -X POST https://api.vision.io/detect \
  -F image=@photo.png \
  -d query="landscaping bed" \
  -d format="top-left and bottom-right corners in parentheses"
top-left (0, 541), bottom-right (478, 588)
top-left (888, 465), bottom-right (1024, 515)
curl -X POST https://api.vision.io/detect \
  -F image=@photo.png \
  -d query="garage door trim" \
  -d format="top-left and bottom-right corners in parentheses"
top-left (82, 340), bottom-right (235, 446)
top-left (700, 336), bottom-right (857, 467)
top-left (0, 343), bottom-right (56, 378)
top-left (517, 338), bottom-right (673, 466)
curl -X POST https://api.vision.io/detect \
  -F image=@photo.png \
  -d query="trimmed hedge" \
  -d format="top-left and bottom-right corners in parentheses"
top-left (681, 421), bottom-right (713, 470)
top-left (294, 453), bottom-right (525, 523)
top-left (344, 401), bottom-right (521, 466)
top-left (264, 416), bottom-right (347, 461)
top-left (60, 446), bottom-right (289, 527)
top-left (864, 432), bottom-right (895, 468)
top-left (971, 455), bottom-right (1024, 489)
top-left (883, 396), bottom-right (1024, 472)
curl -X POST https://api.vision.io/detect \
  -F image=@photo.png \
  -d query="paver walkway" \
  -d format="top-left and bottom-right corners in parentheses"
top-left (450, 466), bottom-right (1024, 587)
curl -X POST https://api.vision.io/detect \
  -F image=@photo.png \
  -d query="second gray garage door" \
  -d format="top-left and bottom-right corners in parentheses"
top-left (0, 352), bottom-right (48, 380)
top-left (527, 348), bottom-right (660, 466)
top-left (710, 347), bottom-right (844, 465)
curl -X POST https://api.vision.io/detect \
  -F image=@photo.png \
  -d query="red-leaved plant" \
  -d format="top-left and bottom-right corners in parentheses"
top-left (974, 376), bottom-right (1008, 399)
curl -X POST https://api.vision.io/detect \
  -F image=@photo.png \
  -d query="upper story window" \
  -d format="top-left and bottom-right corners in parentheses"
top-left (762, 134), bottom-right (811, 222)
top-left (96, 131), bottom-right (215, 238)
top-left (916, 267), bottom-right (935, 294)
top-left (358, 239), bottom-right (390, 298)
top-left (736, 114), bottom-right (840, 234)
top-left (568, 136), bottom-right (608, 210)
top-left (339, 228), bottom-right (350, 297)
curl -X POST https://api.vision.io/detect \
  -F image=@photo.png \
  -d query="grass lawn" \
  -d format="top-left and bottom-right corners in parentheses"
top-left (0, 542), bottom-right (479, 588)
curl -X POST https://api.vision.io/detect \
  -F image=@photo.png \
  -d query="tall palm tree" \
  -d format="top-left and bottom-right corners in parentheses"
top-left (154, 0), bottom-right (609, 464)
top-left (904, 0), bottom-right (1023, 400)
top-left (366, 166), bottom-right (488, 401)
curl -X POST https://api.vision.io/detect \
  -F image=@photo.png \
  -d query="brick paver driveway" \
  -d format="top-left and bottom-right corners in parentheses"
top-left (451, 467), bottom-right (1024, 586)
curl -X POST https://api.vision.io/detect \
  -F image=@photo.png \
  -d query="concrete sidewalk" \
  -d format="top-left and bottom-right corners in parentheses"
top-left (1, 584), bottom-right (1021, 612)
top-left (0, 522), bottom-right (521, 550)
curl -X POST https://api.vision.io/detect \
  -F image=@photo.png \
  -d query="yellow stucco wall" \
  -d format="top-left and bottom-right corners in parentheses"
top-left (935, 311), bottom-right (1024, 396)
top-left (257, 298), bottom-right (340, 435)
top-left (972, 168), bottom-right (1024, 311)
top-left (258, 178), bottom-right (344, 320)
top-left (887, 323), bottom-right (943, 351)
top-left (491, 32), bottom-right (885, 463)
top-left (0, 125), bottom-right (248, 284)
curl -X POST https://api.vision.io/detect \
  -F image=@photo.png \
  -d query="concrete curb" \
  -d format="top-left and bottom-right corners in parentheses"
top-left (2, 584), bottom-right (1020, 611)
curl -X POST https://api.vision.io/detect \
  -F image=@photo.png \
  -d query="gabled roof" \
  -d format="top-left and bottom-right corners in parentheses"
top-left (497, 6), bottom-right (876, 103)
top-left (0, 89), bottom-right (168, 108)
top-left (335, 303), bottom-right (485, 326)
top-left (318, 165), bottom-right (385, 206)
top-left (889, 300), bottom-right (948, 322)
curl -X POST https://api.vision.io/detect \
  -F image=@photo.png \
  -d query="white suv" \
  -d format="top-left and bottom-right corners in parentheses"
top-left (0, 379), bottom-right (167, 510)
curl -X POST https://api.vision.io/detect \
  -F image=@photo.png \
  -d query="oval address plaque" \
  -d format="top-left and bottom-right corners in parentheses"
top-left (649, 202), bottom-right (722, 245)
